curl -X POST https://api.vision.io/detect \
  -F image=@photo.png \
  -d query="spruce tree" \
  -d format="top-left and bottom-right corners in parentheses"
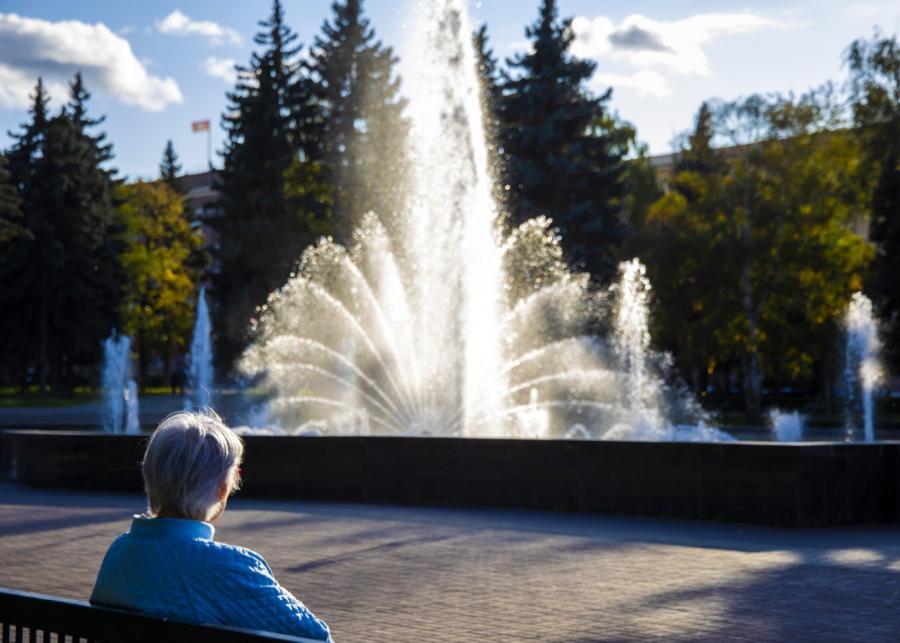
top-left (213, 0), bottom-right (327, 370)
top-left (473, 23), bottom-right (506, 209)
top-left (307, 0), bottom-right (408, 237)
top-left (674, 102), bottom-right (722, 176)
top-left (501, 0), bottom-right (626, 281)
top-left (0, 75), bottom-right (120, 391)
top-left (0, 154), bottom-right (24, 243)
top-left (1, 80), bottom-right (51, 389)
top-left (56, 73), bottom-right (122, 388)
top-left (159, 140), bottom-right (183, 192)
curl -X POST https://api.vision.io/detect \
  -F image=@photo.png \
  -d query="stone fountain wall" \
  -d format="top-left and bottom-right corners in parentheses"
top-left (2, 430), bottom-right (898, 527)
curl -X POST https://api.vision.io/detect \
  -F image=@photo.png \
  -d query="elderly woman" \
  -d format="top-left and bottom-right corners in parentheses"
top-left (91, 410), bottom-right (332, 642)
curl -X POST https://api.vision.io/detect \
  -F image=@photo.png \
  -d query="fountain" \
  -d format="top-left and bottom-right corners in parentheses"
top-left (125, 380), bottom-right (141, 434)
top-left (842, 292), bottom-right (883, 442)
top-left (770, 409), bottom-right (805, 442)
top-left (239, 0), bottom-right (729, 442)
top-left (5, 0), bottom-right (900, 532)
top-left (101, 333), bottom-right (140, 434)
top-left (186, 286), bottom-right (214, 410)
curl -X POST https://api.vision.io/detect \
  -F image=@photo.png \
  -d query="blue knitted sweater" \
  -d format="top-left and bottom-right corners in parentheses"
top-left (90, 516), bottom-right (332, 642)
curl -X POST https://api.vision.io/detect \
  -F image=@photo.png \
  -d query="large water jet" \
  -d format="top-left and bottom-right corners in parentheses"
top-left (240, 0), bottom-right (724, 441)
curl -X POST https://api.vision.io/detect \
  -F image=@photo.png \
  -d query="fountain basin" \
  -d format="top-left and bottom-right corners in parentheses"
top-left (2, 430), bottom-right (898, 527)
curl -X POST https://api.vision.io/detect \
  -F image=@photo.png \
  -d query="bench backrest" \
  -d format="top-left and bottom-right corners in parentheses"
top-left (0, 588), bottom-right (321, 643)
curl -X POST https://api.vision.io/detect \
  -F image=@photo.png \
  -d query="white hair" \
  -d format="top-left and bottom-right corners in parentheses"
top-left (142, 409), bottom-right (244, 522)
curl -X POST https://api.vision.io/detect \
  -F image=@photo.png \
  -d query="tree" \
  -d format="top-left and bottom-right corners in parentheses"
top-left (501, 0), bottom-right (626, 282)
top-left (633, 103), bottom-right (732, 394)
top-left (53, 73), bottom-right (122, 392)
top-left (159, 140), bottom-right (183, 193)
top-left (0, 80), bottom-right (50, 389)
top-left (307, 0), bottom-right (408, 237)
top-left (213, 0), bottom-right (329, 371)
top-left (473, 23), bottom-right (506, 209)
top-left (0, 75), bottom-right (121, 392)
top-left (119, 181), bottom-right (203, 382)
top-left (0, 154), bottom-right (25, 243)
top-left (847, 33), bottom-right (900, 372)
top-left (639, 91), bottom-right (872, 417)
top-left (620, 143), bottom-right (663, 233)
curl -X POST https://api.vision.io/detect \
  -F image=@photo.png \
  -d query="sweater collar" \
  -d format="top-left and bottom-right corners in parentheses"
top-left (129, 514), bottom-right (215, 541)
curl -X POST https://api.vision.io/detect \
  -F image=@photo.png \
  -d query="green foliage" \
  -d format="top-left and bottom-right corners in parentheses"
top-left (119, 181), bottom-right (203, 378)
top-left (500, 0), bottom-right (626, 282)
top-left (473, 23), bottom-right (505, 206)
top-left (621, 146), bottom-right (663, 232)
top-left (0, 76), bottom-right (121, 392)
top-left (213, 0), bottom-right (329, 370)
top-left (636, 91), bottom-right (873, 413)
top-left (0, 154), bottom-right (25, 243)
top-left (159, 140), bottom-right (183, 193)
top-left (307, 0), bottom-right (409, 237)
top-left (847, 33), bottom-right (900, 372)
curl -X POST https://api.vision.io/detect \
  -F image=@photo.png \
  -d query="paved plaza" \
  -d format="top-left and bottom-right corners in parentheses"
top-left (3, 483), bottom-right (900, 641)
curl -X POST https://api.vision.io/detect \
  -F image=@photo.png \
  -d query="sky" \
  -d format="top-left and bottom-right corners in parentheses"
top-left (0, 0), bottom-right (897, 180)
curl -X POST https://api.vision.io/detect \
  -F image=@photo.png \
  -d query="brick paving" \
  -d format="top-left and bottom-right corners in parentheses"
top-left (3, 483), bottom-right (900, 641)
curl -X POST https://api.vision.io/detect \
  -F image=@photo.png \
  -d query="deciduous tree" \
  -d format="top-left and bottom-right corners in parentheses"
top-left (119, 181), bottom-right (203, 382)
top-left (638, 91), bottom-right (872, 416)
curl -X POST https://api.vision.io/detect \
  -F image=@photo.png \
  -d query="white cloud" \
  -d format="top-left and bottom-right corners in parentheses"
top-left (157, 10), bottom-right (241, 46)
top-left (571, 12), bottom-right (785, 96)
top-left (0, 13), bottom-right (182, 111)
top-left (202, 56), bottom-right (237, 84)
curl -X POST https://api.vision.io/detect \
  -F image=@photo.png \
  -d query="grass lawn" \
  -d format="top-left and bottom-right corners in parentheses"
top-left (0, 387), bottom-right (178, 407)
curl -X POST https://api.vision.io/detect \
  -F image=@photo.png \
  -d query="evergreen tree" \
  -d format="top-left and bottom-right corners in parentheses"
top-left (673, 102), bottom-right (724, 179)
top-left (501, 0), bottom-right (626, 281)
top-left (213, 0), bottom-right (328, 370)
top-left (847, 33), bottom-right (900, 372)
top-left (51, 74), bottom-right (122, 390)
top-left (0, 154), bottom-right (25, 243)
top-left (0, 75), bottom-right (120, 391)
top-left (159, 140), bottom-right (183, 193)
top-left (1, 80), bottom-right (51, 389)
top-left (473, 23), bottom-right (506, 209)
top-left (307, 0), bottom-right (408, 237)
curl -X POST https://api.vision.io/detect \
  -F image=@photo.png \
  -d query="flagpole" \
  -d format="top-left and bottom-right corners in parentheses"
top-left (207, 127), bottom-right (212, 170)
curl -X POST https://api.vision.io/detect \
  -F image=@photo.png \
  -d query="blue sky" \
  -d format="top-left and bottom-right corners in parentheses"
top-left (0, 0), bottom-right (897, 179)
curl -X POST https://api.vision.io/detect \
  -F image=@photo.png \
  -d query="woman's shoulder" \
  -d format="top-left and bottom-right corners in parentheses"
top-left (196, 539), bottom-right (274, 575)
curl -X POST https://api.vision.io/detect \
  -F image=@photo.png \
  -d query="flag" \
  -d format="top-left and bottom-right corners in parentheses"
top-left (192, 120), bottom-right (210, 133)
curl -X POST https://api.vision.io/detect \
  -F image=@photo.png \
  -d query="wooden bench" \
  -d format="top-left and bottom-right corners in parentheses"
top-left (0, 588), bottom-right (323, 643)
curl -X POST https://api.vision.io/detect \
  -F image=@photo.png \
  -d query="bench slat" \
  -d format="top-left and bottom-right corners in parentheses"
top-left (0, 589), bottom-right (321, 643)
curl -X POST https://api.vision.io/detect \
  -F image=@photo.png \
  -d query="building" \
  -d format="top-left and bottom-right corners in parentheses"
top-left (180, 170), bottom-right (221, 252)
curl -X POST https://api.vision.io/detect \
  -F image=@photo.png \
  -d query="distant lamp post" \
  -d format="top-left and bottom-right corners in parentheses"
top-left (191, 119), bottom-right (211, 169)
